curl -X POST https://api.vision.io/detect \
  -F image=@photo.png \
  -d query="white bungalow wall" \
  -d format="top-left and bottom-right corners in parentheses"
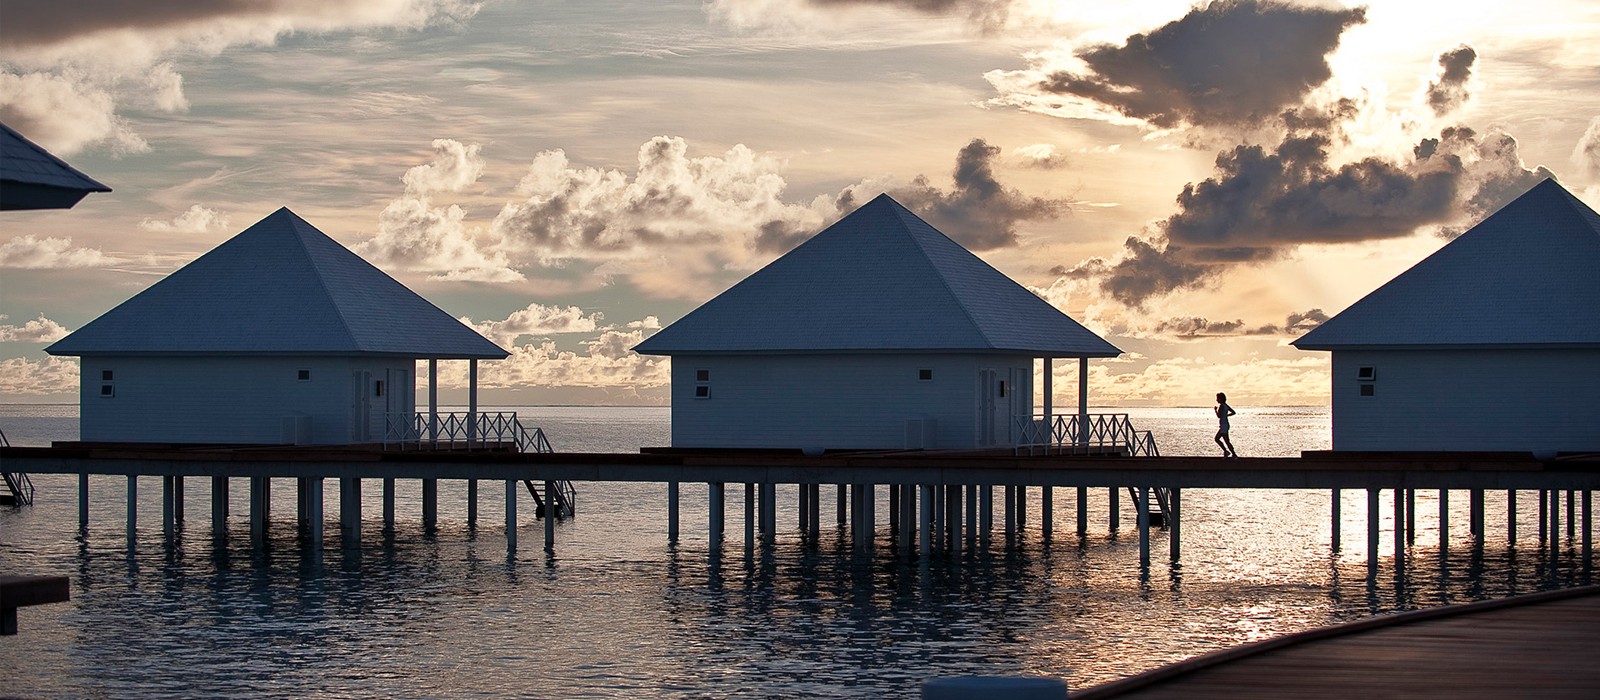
top-left (1330, 349), bottom-right (1600, 453)
top-left (669, 353), bottom-right (1034, 451)
top-left (79, 356), bottom-right (415, 444)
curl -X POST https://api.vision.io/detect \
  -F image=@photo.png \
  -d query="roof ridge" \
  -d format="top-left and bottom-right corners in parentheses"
top-left (888, 200), bottom-right (994, 350)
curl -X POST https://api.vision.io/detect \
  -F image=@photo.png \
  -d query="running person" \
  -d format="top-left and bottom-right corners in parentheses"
top-left (1214, 392), bottom-right (1238, 458)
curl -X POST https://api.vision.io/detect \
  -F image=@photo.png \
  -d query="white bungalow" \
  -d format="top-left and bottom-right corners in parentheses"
top-left (633, 193), bottom-right (1122, 452)
top-left (46, 208), bottom-right (508, 445)
top-left (1293, 179), bottom-right (1600, 454)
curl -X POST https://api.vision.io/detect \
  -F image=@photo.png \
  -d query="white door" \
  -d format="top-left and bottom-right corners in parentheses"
top-left (977, 368), bottom-right (997, 446)
top-left (351, 370), bottom-right (372, 442)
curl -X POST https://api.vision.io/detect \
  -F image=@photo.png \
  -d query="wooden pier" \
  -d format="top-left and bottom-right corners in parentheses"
top-left (2, 444), bottom-right (1596, 566)
top-left (1074, 584), bottom-right (1600, 699)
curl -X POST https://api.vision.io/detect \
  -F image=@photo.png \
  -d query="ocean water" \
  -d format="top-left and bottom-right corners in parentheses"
top-left (1, 404), bottom-right (1594, 699)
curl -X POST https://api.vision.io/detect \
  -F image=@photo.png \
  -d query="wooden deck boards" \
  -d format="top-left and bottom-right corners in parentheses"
top-left (1076, 586), bottom-right (1600, 699)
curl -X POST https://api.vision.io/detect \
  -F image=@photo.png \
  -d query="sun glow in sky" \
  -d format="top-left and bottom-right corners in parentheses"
top-left (2, 0), bottom-right (1597, 406)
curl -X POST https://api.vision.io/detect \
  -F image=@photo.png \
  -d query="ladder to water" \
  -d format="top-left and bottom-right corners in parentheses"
top-left (524, 480), bottom-right (576, 520)
top-left (0, 429), bottom-right (33, 506)
top-left (1126, 486), bottom-right (1173, 527)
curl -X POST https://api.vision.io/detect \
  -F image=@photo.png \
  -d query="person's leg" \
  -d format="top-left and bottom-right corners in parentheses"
top-left (1220, 432), bottom-right (1237, 457)
top-left (1214, 430), bottom-right (1228, 456)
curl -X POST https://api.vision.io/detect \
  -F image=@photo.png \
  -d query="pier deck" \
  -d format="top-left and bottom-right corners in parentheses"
top-left (1075, 585), bottom-right (1600, 699)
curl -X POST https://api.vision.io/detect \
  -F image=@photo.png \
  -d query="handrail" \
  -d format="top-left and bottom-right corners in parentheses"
top-left (1013, 413), bottom-right (1161, 457)
top-left (382, 411), bottom-right (555, 454)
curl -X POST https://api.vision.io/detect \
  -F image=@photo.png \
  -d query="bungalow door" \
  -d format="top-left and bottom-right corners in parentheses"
top-left (350, 370), bottom-right (373, 442)
top-left (977, 368), bottom-right (998, 446)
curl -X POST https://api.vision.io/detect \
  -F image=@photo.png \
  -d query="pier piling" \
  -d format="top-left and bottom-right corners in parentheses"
top-left (1077, 486), bottom-right (1087, 537)
top-left (709, 482), bottom-right (725, 551)
top-left (1041, 486), bottom-right (1053, 541)
top-left (1394, 488), bottom-right (1405, 569)
top-left (544, 481), bottom-right (556, 552)
top-left (467, 479), bottom-right (478, 529)
top-left (125, 476), bottom-right (137, 543)
top-left (1471, 489), bottom-right (1486, 541)
top-left (1136, 485), bottom-right (1150, 569)
top-left (422, 478), bottom-right (438, 533)
top-left (980, 484), bottom-right (993, 545)
top-left (1508, 490), bottom-right (1517, 545)
top-left (1440, 489), bottom-right (1450, 553)
top-left (249, 477), bottom-right (269, 550)
top-left (744, 483), bottom-right (755, 553)
top-left (79, 473), bottom-right (89, 528)
top-left (505, 479), bottom-right (517, 553)
top-left (667, 481), bottom-right (680, 542)
top-left (340, 477), bottom-right (360, 550)
top-left (919, 484), bottom-right (933, 558)
top-left (1109, 487), bottom-right (1120, 531)
top-left (307, 477), bottom-right (323, 550)
top-left (162, 475), bottom-right (175, 538)
top-left (1367, 488), bottom-right (1380, 575)
top-left (211, 476), bottom-right (228, 539)
top-left (383, 478), bottom-right (395, 534)
top-left (1169, 488), bottom-right (1182, 562)
top-left (1331, 488), bottom-right (1341, 551)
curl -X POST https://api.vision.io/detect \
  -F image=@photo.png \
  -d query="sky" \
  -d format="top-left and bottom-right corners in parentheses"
top-left (2, 0), bottom-right (1597, 407)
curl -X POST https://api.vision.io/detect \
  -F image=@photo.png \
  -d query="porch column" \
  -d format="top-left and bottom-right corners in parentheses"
top-left (468, 358), bottom-right (479, 446)
top-left (1078, 357), bottom-right (1089, 447)
top-left (428, 359), bottom-right (439, 446)
top-left (1042, 356), bottom-right (1053, 428)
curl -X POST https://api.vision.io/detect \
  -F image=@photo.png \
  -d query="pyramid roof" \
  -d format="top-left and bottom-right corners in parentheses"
top-left (634, 194), bottom-right (1120, 357)
top-left (1294, 178), bottom-right (1600, 350)
top-left (47, 208), bottom-right (508, 359)
top-left (0, 121), bottom-right (111, 210)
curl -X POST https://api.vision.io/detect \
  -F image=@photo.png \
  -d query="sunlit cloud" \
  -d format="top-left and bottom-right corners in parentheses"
top-left (138, 204), bottom-right (230, 234)
top-left (0, 314), bottom-right (71, 343)
top-left (0, 235), bottom-right (115, 269)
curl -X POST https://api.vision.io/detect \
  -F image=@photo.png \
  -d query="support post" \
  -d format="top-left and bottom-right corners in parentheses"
top-left (307, 477), bottom-right (324, 551)
top-left (1583, 491), bottom-right (1592, 568)
top-left (162, 475), bottom-right (175, 538)
top-left (1169, 488), bottom-right (1182, 562)
top-left (383, 478), bottom-right (396, 534)
top-left (428, 358), bottom-right (438, 446)
top-left (1003, 485), bottom-right (1015, 543)
top-left (667, 482), bottom-right (680, 542)
top-left (126, 475), bottom-right (138, 543)
top-left (1077, 357), bottom-right (1089, 447)
top-left (1017, 485), bottom-right (1027, 529)
top-left (1550, 489), bottom-right (1560, 561)
top-left (505, 479), bottom-right (517, 554)
top-left (468, 358), bottom-right (479, 446)
top-left (250, 477), bottom-right (268, 550)
top-left (1042, 356), bottom-right (1053, 423)
top-left (1394, 488), bottom-right (1405, 569)
top-left (745, 483), bottom-right (756, 553)
top-left (1041, 486), bottom-right (1053, 541)
top-left (422, 478), bottom-right (438, 533)
top-left (763, 482), bottom-right (777, 542)
top-left (1077, 486), bottom-right (1088, 536)
top-left (1440, 489), bottom-right (1450, 553)
top-left (837, 485), bottom-right (846, 527)
top-left (919, 484), bottom-right (933, 558)
top-left (965, 485), bottom-right (977, 549)
top-left (212, 477), bottom-right (228, 540)
top-left (1471, 489), bottom-right (1485, 540)
top-left (339, 478), bottom-right (359, 550)
top-left (1507, 490), bottom-right (1517, 545)
top-left (1137, 485), bottom-right (1150, 569)
top-left (1568, 490), bottom-right (1577, 540)
top-left (1367, 488), bottom-right (1380, 575)
top-left (79, 473), bottom-right (89, 528)
top-left (808, 484), bottom-right (820, 538)
top-left (467, 479), bottom-right (478, 529)
top-left (1109, 487), bottom-right (1120, 531)
top-left (888, 485), bottom-right (899, 534)
top-left (173, 476), bottom-right (185, 524)
top-left (544, 480), bottom-right (556, 552)
top-left (1331, 488), bottom-right (1341, 551)
top-left (709, 483), bottom-right (725, 551)
top-left (947, 484), bottom-right (962, 557)
top-left (1539, 489), bottom-right (1548, 542)
top-left (1405, 488), bottom-right (1414, 544)
top-left (980, 484), bottom-right (993, 544)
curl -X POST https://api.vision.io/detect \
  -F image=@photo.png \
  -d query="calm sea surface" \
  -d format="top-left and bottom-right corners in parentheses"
top-left (1, 405), bottom-right (1594, 698)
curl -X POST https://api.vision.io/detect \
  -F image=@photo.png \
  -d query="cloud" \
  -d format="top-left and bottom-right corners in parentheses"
top-left (459, 330), bottom-right (670, 390)
top-left (1152, 308), bottom-right (1326, 339)
top-left (1575, 117), bottom-right (1600, 181)
top-left (1059, 124), bottom-right (1554, 306)
top-left (1011, 143), bottom-right (1069, 169)
top-left (460, 303), bottom-right (605, 348)
top-left (0, 0), bottom-right (480, 154)
top-left (0, 355), bottom-right (78, 395)
top-left (138, 204), bottom-right (229, 234)
top-left (0, 235), bottom-right (114, 268)
top-left (491, 136), bottom-right (829, 260)
top-left (356, 139), bottom-right (522, 283)
top-left (1425, 45), bottom-right (1476, 116)
top-left (705, 0), bottom-right (1027, 34)
top-left (987, 0), bottom-right (1365, 130)
top-left (0, 314), bottom-right (71, 343)
top-left (841, 138), bottom-right (1071, 250)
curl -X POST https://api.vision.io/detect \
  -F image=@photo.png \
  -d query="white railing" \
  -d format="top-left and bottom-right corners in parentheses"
top-left (1012, 413), bottom-right (1161, 457)
top-left (382, 411), bottom-right (554, 454)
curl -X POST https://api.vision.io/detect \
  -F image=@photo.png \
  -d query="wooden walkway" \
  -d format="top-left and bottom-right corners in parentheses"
top-left (1075, 585), bottom-right (1600, 699)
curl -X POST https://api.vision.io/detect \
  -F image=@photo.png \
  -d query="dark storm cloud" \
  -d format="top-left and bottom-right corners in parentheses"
top-left (1425, 45), bottom-right (1477, 116)
top-left (1054, 236), bottom-right (1215, 309)
top-left (3, 1), bottom-right (334, 48)
top-left (1153, 308), bottom-right (1327, 339)
top-left (882, 138), bottom-right (1071, 251)
top-left (1035, 0), bottom-right (1366, 129)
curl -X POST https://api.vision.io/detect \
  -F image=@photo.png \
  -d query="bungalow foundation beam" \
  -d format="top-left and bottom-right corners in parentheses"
top-left (422, 479), bottom-right (438, 533)
top-left (382, 478), bottom-right (396, 534)
top-left (1169, 488), bottom-right (1182, 562)
top-left (667, 482), bottom-right (680, 543)
top-left (709, 482), bottom-right (725, 552)
top-left (1507, 490), bottom-right (1518, 545)
top-left (249, 477), bottom-right (270, 550)
top-left (1041, 486), bottom-right (1053, 541)
top-left (305, 477), bottom-right (323, 551)
top-left (1367, 488), bottom-right (1380, 576)
top-left (1331, 488), bottom-right (1341, 551)
top-left (544, 481), bottom-right (557, 552)
top-left (504, 479), bottom-right (517, 553)
top-left (340, 477), bottom-right (360, 550)
top-left (1077, 486), bottom-right (1088, 537)
top-left (125, 476), bottom-right (137, 544)
top-left (79, 473), bottom-right (89, 529)
top-left (919, 484), bottom-right (934, 558)
top-left (467, 479), bottom-right (478, 529)
top-left (1137, 485), bottom-right (1150, 569)
top-left (211, 477), bottom-right (228, 539)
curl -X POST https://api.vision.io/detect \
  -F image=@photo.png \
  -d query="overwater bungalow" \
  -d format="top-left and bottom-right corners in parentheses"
top-left (634, 193), bottom-right (1126, 453)
top-left (0, 121), bottom-right (111, 211)
top-left (45, 209), bottom-right (510, 446)
top-left (1293, 178), bottom-right (1600, 454)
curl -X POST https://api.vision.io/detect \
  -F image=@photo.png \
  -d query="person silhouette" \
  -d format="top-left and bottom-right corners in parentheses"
top-left (1214, 392), bottom-right (1238, 458)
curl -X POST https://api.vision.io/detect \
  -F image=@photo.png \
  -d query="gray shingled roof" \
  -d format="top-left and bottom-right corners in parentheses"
top-left (47, 208), bottom-right (508, 358)
top-left (633, 193), bottom-right (1121, 356)
top-left (1, 121), bottom-right (111, 210)
top-left (1293, 178), bottom-right (1600, 350)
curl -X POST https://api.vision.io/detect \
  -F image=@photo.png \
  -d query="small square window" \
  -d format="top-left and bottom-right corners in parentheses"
top-left (101, 370), bottom-right (114, 381)
top-left (100, 384), bottom-right (115, 398)
top-left (297, 369), bottom-right (312, 381)
top-left (375, 380), bottom-right (385, 397)
top-left (695, 369), bottom-right (710, 382)
top-left (998, 380), bottom-right (1008, 398)
top-left (1357, 366), bottom-right (1376, 381)
top-left (1359, 384), bottom-right (1375, 397)
top-left (918, 368), bottom-right (934, 381)
top-left (694, 385), bottom-right (711, 399)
